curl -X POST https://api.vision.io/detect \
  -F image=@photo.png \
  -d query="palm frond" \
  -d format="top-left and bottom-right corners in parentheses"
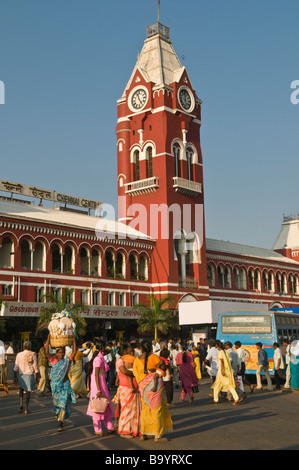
top-left (135, 294), bottom-right (180, 339)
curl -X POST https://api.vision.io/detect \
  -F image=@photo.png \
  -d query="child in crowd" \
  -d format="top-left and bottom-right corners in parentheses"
top-left (151, 348), bottom-right (171, 392)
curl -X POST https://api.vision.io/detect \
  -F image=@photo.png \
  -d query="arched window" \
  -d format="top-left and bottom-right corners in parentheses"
top-left (146, 146), bottom-right (153, 178)
top-left (63, 245), bottom-right (74, 274)
top-left (33, 241), bottom-right (45, 271)
top-left (139, 255), bottom-right (148, 280)
top-left (173, 144), bottom-right (181, 177)
top-left (52, 244), bottom-right (61, 273)
top-left (207, 264), bottom-right (215, 287)
top-left (91, 249), bottom-right (101, 276)
top-left (186, 148), bottom-right (194, 181)
top-left (21, 240), bottom-right (31, 270)
top-left (0, 237), bottom-right (14, 268)
top-left (80, 247), bottom-right (89, 275)
top-left (105, 250), bottom-right (114, 278)
top-left (133, 150), bottom-right (140, 181)
top-left (129, 254), bottom-right (138, 280)
top-left (115, 252), bottom-right (125, 278)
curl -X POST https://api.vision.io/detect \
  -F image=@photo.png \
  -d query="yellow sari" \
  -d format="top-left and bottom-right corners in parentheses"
top-left (191, 350), bottom-right (202, 379)
top-left (133, 354), bottom-right (173, 439)
top-left (68, 351), bottom-right (88, 396)
top-left (212, 349), bottom-right (238, 402)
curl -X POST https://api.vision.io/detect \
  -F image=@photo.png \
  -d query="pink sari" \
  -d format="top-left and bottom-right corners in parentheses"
top-left (176, 351), bottom-right (199, 399)
top-left (116, 358), bottom-right (141, 437)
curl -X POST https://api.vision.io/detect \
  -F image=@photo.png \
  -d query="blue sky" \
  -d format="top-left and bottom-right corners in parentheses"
top-left (0, 0), bottom-right (298, 249)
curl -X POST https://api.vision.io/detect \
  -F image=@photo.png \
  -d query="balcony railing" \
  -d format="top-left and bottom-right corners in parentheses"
top-left (147, 22), bottom-right (170, 40)
top-left (124, 177), bottom-right (159, 196)
top-left (173, 177), bottom-right (202, 196)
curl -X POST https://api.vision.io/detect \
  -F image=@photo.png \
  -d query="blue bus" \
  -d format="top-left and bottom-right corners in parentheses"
top-left (216, 310), bottom-right (299, 375)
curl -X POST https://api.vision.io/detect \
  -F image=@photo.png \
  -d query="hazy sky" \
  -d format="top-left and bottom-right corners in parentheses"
top-left (0, 0), bottom-right (298, 249)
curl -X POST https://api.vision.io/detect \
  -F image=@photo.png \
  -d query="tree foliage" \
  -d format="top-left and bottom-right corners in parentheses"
top-left (136, 294), bottom-right (180, 340)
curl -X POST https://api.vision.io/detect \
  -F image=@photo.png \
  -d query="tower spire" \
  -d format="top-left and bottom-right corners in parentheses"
top-left (158, 0), bottom-right (160, 23)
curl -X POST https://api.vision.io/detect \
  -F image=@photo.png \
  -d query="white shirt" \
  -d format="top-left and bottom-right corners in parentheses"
top-left (205, 346), bottom-right (219, 376)
top-left (236, 347), bottom-right (246, 364)
top-left (274, 348), bottom-right (285, 369)
top-left (170, 349), bottom-right (179, 366)
top-left (0, 341), bottom-right (5, 365)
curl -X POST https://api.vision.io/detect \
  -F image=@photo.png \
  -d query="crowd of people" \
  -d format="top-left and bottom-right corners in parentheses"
top-left (1, 334), bottom-right (299, 440)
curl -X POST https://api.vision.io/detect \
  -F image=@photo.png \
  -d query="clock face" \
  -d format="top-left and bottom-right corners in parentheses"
top-left (179, 88), bottom-right (193, 111)
top-left (131, 88), bottom-right (148, 110)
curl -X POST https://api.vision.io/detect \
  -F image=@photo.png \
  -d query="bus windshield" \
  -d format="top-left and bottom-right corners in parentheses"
top-left (221, 314), bottom-right (272, 334)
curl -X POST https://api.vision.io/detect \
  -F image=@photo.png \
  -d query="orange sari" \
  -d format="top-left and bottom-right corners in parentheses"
top-left (133, 354), bottom-right (173, 439)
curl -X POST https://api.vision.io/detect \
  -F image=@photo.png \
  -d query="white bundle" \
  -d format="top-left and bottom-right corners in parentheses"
top-left (48, 311), bottom-right (76, 336)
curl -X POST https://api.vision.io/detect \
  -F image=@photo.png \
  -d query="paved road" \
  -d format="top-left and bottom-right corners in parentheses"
top-left (1, 378), bottom-right (299, 452)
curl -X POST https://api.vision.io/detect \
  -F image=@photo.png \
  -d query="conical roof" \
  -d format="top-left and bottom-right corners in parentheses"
top-left (121, 22), bottom-right (185, 98)
top-left (273, 215), bottom-right (299, 251)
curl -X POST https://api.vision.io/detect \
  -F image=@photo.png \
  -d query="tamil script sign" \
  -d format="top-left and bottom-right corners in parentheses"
top-left (0, 180), bottom-right (101, 211)
top-left (0, 302), bottom-right (141, 319)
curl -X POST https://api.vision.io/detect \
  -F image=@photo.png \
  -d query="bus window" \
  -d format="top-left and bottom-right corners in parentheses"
top-left (288, 329), bottom-right (293, 341)
top-left (283, 329), bottom-right (288, 341)
top-left (277, 329), bottom-right (283, 343)
top-left (293, 329), bottom-right (298, 340)
top-left (221, 314), bottom-right (272, 334)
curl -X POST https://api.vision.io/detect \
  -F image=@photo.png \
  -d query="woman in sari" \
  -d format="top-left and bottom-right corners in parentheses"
top-left (191, 346), bottom-right (202, 380)
top-left (68, 346), bottom-right (92, 398)
top-left (211, 340), bottom-right (239, 405)
top-left (290, 340), bottom-right (299, 391)
top-left (116, 343), bottom-right (141, 439)
top-left (45, 335), bottom-right (77, 432)
top-left (176, 344), bottom-right (199, 404)
top-left (86, 341), bottom-right (115, 436)
top-left (133, 340), bottom-right (173, 442)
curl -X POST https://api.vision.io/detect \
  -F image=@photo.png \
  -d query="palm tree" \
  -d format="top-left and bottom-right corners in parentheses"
top-left (36, 287), bottom-right (87, 336)
top-left (136, 294), bottom-right (180, 340)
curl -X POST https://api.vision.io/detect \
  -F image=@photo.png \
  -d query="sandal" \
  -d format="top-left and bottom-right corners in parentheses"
top-left (94, 432), bottom-right (104, 436)
top-left (154, 437), bottom-right (169, 442)
top-left (18, 406), bottom-right (23, 414)
top-left (120, 434), bottom-right (134, 439)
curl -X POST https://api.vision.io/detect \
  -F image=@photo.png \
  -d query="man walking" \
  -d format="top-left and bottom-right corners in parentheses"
top-left (255, 342), bottom-right (273, 391)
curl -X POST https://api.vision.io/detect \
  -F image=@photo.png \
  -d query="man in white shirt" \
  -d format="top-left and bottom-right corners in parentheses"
top-left (204, 339), bottom-right (219, 382)
top-left (0, 340), bottom-right (8, 394)
top-left (170, 345), bottom-right (180, 389)
top-left (273, 342), bottom-right (286, 390)
top-left (234, 341), bottom-right (254, 393)
top-left (152, 340), bottom-right (160, 354)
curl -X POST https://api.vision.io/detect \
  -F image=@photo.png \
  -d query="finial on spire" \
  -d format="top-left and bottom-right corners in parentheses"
top-left (158, 0), bottom-right (160, 23)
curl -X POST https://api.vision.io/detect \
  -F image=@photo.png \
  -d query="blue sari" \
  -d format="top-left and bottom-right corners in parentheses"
top-left (50, 358), bottom-right (76, 418)
top-left (290, 356), bottom-right (299, 391)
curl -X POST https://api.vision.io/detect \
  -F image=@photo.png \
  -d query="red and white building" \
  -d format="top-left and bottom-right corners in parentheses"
top-left (1, 20), bottom-right (299, 344)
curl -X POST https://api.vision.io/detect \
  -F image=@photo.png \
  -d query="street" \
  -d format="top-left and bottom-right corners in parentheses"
top-left (1, 377), bottom-right (299, 452)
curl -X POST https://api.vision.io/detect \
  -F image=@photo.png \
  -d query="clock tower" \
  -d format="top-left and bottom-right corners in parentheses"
top-left (116, 20), bottom-right (209, 301)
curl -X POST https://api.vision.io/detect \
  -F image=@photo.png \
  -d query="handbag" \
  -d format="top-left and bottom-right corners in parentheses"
top-left (90, 396), bottom-right (109, 413)
top-left (192, 385), bottom-right (199, 393)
